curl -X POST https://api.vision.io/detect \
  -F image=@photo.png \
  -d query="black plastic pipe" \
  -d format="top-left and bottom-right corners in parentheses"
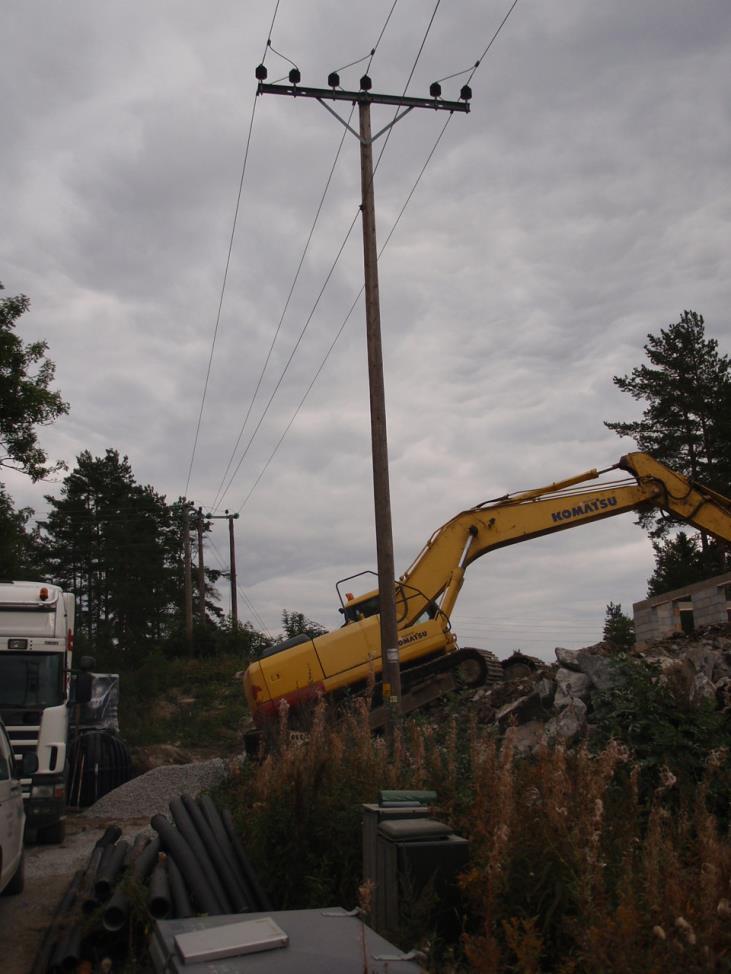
top-left (167, 856), bottom-right (193, 919)
top-left (198, 795), bottom-right (254, 907)
top-left (129, 832), bottom-right (150, 861)
top-left (30, 869), bottom-right (83, 974)
top-left (168, 798), bottom-right (230, 913)
top-left (132, 836), bottom-right (161, 882)
top-left (221, 808), bottom-right (273, 911)
top-left (151, 814), bottom-right (221, 916)
top-left (94, 839), bottom-right (130, 901)
top-left (148, 861), bottom-right (172, 919)
top-left (81, 828), bottom-right (122, 914)
top-left (103, 835), bottom-right (153, 933)
top-left (181, 793), bottom-right (247, 912)
top-left (102, 886), bottom-right (130, 933)
top-left (51, 925), bottom-right (83, 972)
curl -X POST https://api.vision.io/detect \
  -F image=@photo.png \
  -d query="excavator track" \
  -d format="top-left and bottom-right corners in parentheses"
top-left (366, 646), bottom-right (503, 731)
top-left (401, 645), bottom-right (503, 692)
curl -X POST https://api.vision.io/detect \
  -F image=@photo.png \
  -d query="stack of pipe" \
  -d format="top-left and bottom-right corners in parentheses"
top-left (31, 796), bottom-right (271, 972)
top-left (67, 730), bottom-right (132, 807)
top-left (151, 793), bottom-right (271, 916)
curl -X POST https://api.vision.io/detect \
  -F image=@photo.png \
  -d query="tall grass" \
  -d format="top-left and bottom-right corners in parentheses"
top-left (218, 701), bottom-right (731, 971)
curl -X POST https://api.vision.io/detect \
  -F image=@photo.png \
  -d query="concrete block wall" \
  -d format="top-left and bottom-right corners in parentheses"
top-left (692, 583), bottom-right (728, 627)
top-left (633, 571), bottom-right (731, 645)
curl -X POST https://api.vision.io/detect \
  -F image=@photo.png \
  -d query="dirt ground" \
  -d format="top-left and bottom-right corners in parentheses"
top-left (0, 812), bottom-right (149, 974)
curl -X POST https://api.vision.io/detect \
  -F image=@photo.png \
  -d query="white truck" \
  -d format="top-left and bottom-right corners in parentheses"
top-left (0, 581), bottom-right (90, 844)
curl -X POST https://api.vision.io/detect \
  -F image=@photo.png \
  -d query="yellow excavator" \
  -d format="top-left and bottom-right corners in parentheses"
top-left (243, 453), bottom-right (731, 727)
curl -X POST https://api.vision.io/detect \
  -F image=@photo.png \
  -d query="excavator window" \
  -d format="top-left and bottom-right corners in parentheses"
top-left (340, 595), bottom-right (380, 624)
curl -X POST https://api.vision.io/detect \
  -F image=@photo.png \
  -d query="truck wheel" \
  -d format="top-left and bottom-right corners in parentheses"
top-left (3, 851), bottom-right (24, 895)
top-left (39, 820), bottom-right (65, 845)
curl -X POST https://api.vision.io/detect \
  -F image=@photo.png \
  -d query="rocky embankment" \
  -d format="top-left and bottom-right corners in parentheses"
top-left (461, 624), bottom-right (731, 753)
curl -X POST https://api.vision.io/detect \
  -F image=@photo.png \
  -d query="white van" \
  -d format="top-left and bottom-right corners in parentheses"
top-left (0, 717), bottom-right (29, 895)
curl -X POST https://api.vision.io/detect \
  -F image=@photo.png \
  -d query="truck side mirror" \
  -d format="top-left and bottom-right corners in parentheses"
top-left (17, 752), bottom-right (38, 778)
top-left (75, 671), bottom-right (94, 705)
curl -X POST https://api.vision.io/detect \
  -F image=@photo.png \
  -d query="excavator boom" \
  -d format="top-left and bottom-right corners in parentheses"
top-left (391, 452), bottom-right (731, 626)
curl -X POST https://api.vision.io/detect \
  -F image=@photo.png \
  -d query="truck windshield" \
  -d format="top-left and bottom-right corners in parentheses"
top-left (0, 653), bottom-right (64, 709)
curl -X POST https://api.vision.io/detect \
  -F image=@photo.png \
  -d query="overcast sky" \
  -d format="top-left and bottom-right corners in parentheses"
top-left (2, 0), bottom-right (730, 660)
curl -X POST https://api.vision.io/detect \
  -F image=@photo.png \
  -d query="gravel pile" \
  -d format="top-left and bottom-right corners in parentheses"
top-left (84, 758), bottom-right (227, 820)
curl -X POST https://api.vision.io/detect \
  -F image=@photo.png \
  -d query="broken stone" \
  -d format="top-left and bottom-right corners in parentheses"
top-left (496, 691), bottom-right (544, 726)
top-left (576, 651), bottom-right (623, 692)
top-left (535, 677), bottom-right (556, 706)
top-left (504, 719), bottom-right (545, 755)
top-left (554, 668), bottom-right (592, 708)
top-left (685, 644), bottom-right (720, 680)
top-left (545, 699), bottom-right (587, 743)
top-left (716, 677), bottom-right (731, 712)
top-left (555, 647), bottom-right (581, 671)
top-left (712, 652), bottom-right (731, 683)
top-left (690, 672), bottom-right (717, 706)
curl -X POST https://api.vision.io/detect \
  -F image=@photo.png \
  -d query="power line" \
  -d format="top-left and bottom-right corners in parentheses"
top-left (183, 0), bottom-right (283, 501)
top-left (208, 3), bottom-right (403, 513)
top-left (207, 536), bottom-right (274, 639)
top-left (213, 1), bottom-right (442, 511)
top-left (208, 116), bottom-right (354, 513)
top-left (229, 0), bottom-right (522, 513)
top-left (235, 115), bottom-right (453, 515)
top-left (214, 0), bottom-right (522, 516)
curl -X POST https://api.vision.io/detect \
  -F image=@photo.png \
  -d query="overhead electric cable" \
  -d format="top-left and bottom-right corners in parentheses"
top-left (215, 209), bottom-right (361, 510)
top-left (468, 0), bottom-right (520, 82)
top-left (235, 117), bottom-right (452, 515)
top-left (208, 536), bottom-right (273, 638)
top-left (209, 114), bottom-right (355, 512)
top-left (209, 0), bottom-right (403, 512)
top-left (230, 0), bottom-right (521, 513)
top-left (183, 0), bottom-right (283, 501)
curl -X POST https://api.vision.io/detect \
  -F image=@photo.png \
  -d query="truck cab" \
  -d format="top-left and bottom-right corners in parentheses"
top-left (0, 582), bottom-right (75, 843)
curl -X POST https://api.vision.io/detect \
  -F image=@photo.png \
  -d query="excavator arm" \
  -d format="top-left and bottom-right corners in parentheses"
top-left (366, 452), bottom-right (731, 628)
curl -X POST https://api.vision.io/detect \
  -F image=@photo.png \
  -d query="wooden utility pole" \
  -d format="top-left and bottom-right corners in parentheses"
top-left (206, 510), bottom-right (240, 626)
top-left (196, 507), bottom-right (206, 627)
top-left (256, 70), bottom-right (471, 743)
top-left (357, 98), bottom-right (401, 720)
top-left (183, 502), bottom-right (193, 653)
top-left (228, 513), bottom-right (239, 626)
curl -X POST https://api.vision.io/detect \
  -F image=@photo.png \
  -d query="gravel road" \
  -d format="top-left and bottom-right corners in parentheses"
top-left (0, 759), bottom-right (229, 974)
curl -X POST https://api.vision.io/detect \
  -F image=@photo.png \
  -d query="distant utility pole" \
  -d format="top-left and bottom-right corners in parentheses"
top-left (182, 502), bottom-right (194, 653)
top-left (196, 507), bottom-right (206, 627)
top-left (206, 511), bottom-right (240, 627)
top-left (256, 67), bottom-right (471, 740)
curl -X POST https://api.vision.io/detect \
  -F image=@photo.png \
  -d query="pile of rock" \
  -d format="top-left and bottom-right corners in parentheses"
top-left (465, 623), bottom-right (731, 754)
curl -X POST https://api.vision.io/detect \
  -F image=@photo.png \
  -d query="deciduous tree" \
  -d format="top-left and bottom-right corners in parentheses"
top-left (0, 285), bottom-right (68, 481)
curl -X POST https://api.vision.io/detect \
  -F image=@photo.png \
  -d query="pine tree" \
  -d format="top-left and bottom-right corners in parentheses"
top-left (40, 450), bottom-right (199, 660)
top-left (605, 310), bottom-right (731, 592)
top-left (602, 602), bottom-right (635, 650)
top-left (0, 485), bottom-right (43, 576)
top-left (605, 311), bottom-right (731, 502)
top-left (281, 609), bottom-right (327, 639)
top-left (646, 531), bottom-right (729, 597)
